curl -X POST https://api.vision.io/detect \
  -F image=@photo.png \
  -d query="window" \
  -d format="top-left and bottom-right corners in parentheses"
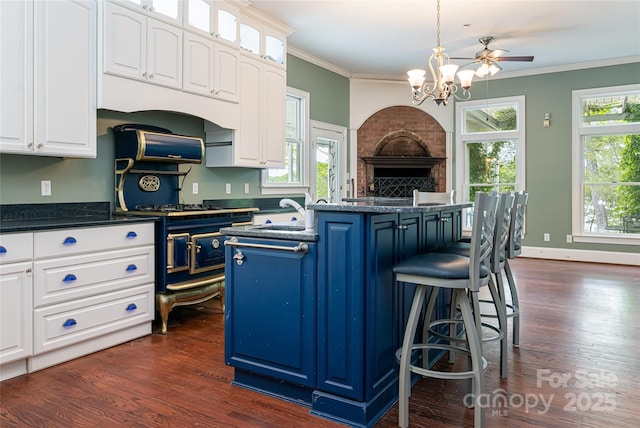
top-left (572, 84), bottom-right (640, 245)
top-left (261, 88), bottom-right (310, 194)
top-left (456, 96), bottom-right (526, 228)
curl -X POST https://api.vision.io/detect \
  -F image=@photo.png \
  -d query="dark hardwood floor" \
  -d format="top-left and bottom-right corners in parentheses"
top-left (1, 258), bottom-right (639, 427)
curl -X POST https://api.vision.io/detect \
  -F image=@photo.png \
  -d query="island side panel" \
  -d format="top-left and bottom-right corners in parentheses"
top-left (316, 212), bottom-right (365, 400)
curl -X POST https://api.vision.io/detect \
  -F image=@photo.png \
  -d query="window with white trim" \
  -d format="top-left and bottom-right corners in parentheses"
top-left (261, 87), bottom-right (310, 194)
top-left (571, 84), bottom-right (640, 245)
top-left (456, 96), bottom-right (526, 228)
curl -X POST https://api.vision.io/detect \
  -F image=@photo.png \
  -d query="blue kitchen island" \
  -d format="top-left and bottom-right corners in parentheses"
top-left (221, 199), bottom-right (472, 427)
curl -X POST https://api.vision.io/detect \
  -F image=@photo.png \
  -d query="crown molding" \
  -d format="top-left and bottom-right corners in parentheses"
top-left (287, 47), bottom-right (352, 78)
top-left (288, 47), bottom-right (640, 82)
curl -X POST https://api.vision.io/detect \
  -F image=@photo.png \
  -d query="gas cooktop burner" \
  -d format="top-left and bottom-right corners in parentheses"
top-left (134, 204), bottom-right (223, 212)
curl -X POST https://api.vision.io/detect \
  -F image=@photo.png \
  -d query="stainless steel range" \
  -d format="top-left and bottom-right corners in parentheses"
top-left (114, 124), bottom-right (256, 333)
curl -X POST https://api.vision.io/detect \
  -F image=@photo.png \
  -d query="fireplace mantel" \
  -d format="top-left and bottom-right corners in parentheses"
top-left (361, 156), bottom-right (446, 168)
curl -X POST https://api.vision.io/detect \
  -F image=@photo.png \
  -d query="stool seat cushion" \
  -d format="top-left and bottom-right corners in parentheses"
top-left (393, 252), bottom-right (491, 280)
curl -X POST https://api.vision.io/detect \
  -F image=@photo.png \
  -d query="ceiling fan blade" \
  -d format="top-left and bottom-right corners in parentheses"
top-left (495, 56), bottom-right (534, 62)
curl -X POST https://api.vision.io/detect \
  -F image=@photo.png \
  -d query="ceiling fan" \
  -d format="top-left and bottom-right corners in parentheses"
top-left (454, 36), bottom-right (534, 77)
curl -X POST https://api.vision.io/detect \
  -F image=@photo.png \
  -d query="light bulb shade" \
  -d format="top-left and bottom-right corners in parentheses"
top-left (407, 69), bottom-right (426, 89)
top-left (476, 63), bottom-right (490, 77)
top-left (439, 64), bottom-right (459, 84)
top-left (457, 69), bottom-right (475, 89)
top-left (488, 63), bottom-right (501, 76)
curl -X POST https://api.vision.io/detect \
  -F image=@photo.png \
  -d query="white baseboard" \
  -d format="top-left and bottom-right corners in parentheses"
top-left (521, 246), bottom-right (640, 266)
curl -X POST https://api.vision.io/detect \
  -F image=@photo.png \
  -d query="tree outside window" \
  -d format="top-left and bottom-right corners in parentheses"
top-left (577, 89), bottom-right (640, 235)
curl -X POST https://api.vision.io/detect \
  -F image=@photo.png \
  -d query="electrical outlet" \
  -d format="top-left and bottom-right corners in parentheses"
top-left (41, 180), bottom-right (51, 196)
top-left (543, 233), bottom-right (550, 242)
top-left (225, 183), bottom-right (231, 194)
top-left (244, 183), bottom-right (250, 194)
top-left (566, 234), bottom-right (573, 243)
top-left (192, 183), bottom-right (199, 194)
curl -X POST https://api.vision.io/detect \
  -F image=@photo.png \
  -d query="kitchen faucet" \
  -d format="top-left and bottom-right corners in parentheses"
top-left (279, 193), bottom-right (315, 231)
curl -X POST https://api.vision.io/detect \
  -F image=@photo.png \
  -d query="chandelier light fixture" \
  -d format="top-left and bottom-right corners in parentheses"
top-left (407, 0), bottom-right (475, 106)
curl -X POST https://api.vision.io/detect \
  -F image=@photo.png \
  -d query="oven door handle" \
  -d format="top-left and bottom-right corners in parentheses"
top-left (224, 237), bottom-right (308, 254)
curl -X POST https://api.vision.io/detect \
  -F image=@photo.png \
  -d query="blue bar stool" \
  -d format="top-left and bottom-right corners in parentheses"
top-left (393, 192), bottom-right (498, 428)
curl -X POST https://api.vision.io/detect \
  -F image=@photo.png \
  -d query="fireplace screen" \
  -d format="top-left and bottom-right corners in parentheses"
top-left (373, 176), bottom-right (436, 198)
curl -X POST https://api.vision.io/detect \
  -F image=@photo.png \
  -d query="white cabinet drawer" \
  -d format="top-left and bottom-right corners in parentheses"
top-left (34, 246), bottom-right (154, 307)
top-left (0, 233), bottom-right (34, 264)
top-left (33, 284), bottom-right (154, 354)
top-left (34, 222), bottom-right (154, 258)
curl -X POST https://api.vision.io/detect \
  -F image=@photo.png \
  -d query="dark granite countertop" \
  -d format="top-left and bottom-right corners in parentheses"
top-left (0, 202), bottom-right (158, 233)
top-left (307, 198), bottom-right (473, 213)
top-left (220, 221), bottom-right (317, 242)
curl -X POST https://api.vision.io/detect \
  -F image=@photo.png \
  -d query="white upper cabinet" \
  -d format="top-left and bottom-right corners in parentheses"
top-left (238, 14), bottom-right (286, 68)
top-left (184, 0), bottom-right (212, 35)
top-left (183, 0), bottom-right (238, 45)
top-left (110, 0), bottom-right (182, 25)
top-left (0, 0), bottom-right (96, 158)
top-left (183, 30), bottom-right (238, 102)
top-left (105, 1), bottom-right (182, 89)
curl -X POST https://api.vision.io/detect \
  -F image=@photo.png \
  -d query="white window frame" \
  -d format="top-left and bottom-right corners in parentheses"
top-left (571, 84), bottom-right (640, 246)
top-left (261, 87), bottom-right (310, 195)
top-left (455, 96), bottom-right (527, 230)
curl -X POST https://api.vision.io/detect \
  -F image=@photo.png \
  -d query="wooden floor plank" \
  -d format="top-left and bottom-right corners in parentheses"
top-left (1, 258), bottom-right (638, 427)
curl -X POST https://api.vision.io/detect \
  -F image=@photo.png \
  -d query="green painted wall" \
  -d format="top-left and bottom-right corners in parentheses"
top-left (460, 62), bottom-right (640, 253)
top-left (0, 55), bottom-right (350, 207)
top-left (286, 55), bottom-right (350, 128)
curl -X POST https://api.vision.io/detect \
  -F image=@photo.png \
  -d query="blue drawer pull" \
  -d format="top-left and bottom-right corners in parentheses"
top-left (126, 264), bottom-right (137, 272)
top-left (291, 216), bottom-right (298, 221)
top-left (63, 319), bottom-right (77, 328)
top-left (265, 219), bottom-right (272, 224)
top-left (126, 231), bottom-right (137, 239)
top-left (63, 237), bottom-right (77, 246)
top-left (126, 303), bottom-right (137, 311)
top-left (0, 246), bottom-right (6, 254)
top-left (63, 274), bottom-right (77, 283)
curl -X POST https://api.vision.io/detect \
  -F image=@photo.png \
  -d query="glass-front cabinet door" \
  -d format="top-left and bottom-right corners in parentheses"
top-left (239, 15), bottom-right (286, 67)
top-left (112, 0), bottom-right (182, 25)
top-left (184, 0), bottom-right (211, 35)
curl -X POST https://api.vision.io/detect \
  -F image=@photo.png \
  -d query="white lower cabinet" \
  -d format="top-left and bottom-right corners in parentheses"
top-left (0, 222), bottom-right (156, 380)
top-left (0, 233), bottom-right (34, 381)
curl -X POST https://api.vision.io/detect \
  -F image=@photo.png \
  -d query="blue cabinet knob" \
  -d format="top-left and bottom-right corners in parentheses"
top-left (63, 274), bottom-right (77, 283)
top-left (126, 303), bottom-right (137, 311)
top-left (63, 237), bottom-right (77, 246)
top-left (126, 264), bottom-right (137, 272)
top-left (0, 246), bottom-right (6, 254)
top-left (63, 319), bottom-right (77, 328)
top-left (126, 231), bottom-right (137, 239)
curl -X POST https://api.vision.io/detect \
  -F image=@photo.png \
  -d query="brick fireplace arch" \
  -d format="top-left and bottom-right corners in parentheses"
top-left (357, 106), bottom-right (446, 197)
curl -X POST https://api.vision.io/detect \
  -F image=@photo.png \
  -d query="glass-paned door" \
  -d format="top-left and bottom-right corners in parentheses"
top-left (315, 137), bottom-right (338, 203)
top-left (311, 122), bottom-right (346, 203)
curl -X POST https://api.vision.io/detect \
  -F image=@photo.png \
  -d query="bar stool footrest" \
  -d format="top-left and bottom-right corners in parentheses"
top-left (395, 343), bottom-right (488, 380)
top-left (427, 318), bottom-right (503, 344)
